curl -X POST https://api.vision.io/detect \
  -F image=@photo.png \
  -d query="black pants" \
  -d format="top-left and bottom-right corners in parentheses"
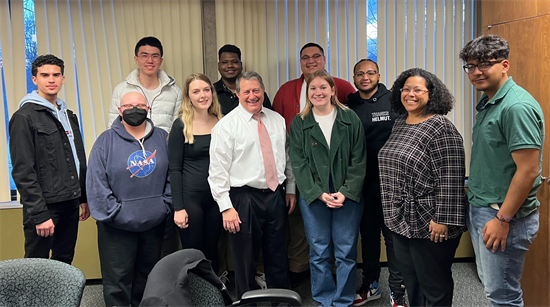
top-left (393, 232), bottom-right (462, 307)
top-left (229, 185), bottom-right (290, 299)
top-left (178, 190), bottom-right (222, 273)
top-left (97, 221), bottom-right (165, 307)
top-left (359, 181), bottom-right (404, 294)
top-left (161, 212), bottom-right (179, 257)
top-left (23, 198), bottom-right (80, 264)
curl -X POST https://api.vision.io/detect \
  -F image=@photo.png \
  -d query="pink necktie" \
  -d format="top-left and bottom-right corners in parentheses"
top-left (253, 113), bottom-right (278, 191)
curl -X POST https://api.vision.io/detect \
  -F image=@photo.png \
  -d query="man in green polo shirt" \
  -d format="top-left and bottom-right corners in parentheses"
top-left (460, 35), bottom-right (544, 307)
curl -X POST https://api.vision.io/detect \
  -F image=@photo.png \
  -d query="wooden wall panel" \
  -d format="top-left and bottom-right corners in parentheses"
top-left (484, 16), bottom-right (550, 307)
top-left (481, 0), bottom-right (542, 28)
top-left (539, 0), bottom-right (550, 14)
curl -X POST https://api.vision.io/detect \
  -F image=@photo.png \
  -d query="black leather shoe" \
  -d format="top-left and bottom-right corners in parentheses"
top-left (290, 269), bottom-right (310, 288)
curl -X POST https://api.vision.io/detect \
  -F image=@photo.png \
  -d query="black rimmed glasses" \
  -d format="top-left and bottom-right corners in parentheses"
top-left (463, 59), bottom-right (504, 74)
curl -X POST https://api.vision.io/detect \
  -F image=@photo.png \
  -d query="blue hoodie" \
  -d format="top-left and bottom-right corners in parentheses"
top-left (19, 91), bottom-right (80, 175)
top-left (86, 117), bottom-right (172, 232)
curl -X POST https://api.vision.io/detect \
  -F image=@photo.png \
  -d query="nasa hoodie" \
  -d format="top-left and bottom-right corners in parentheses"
top-left (86, 117), bottom-right (172, 232)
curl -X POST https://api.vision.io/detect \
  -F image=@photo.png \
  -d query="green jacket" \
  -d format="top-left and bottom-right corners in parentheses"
top-left (289, 105), bottom-right (366, 205)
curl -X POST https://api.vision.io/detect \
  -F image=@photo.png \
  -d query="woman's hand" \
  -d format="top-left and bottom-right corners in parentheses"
top-left (174, 209), bottom-right (189, 229)
top-left (429, 220), bottom-right (448, 243)
top-left (318, 192), bottom-right (344, 208)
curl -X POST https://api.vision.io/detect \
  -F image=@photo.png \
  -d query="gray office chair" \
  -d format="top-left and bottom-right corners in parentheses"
top-left (0, 258), bottom-right (86, 306)
top-left (141, 249), bottom-right (302, 307)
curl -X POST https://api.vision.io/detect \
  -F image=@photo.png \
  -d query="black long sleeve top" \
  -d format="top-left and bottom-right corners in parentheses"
top-left (168, 118), bottom-right (212, 211)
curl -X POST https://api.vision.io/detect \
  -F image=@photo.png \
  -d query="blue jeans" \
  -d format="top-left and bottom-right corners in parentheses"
top-left (299, 196), bottom-right (363, 307)
top-left (467, 205), bottom-right (539, 307)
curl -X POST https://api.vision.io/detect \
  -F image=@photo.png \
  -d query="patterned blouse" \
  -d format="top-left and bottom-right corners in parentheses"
top-left (378, 114), bottom-right (467, 239)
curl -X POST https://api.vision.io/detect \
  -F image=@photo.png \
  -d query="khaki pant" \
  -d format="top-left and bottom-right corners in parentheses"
top-left (287, 201), bottom-right (310, 273)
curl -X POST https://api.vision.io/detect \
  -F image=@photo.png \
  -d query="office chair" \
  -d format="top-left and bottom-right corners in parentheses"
top-left (140, 249), bottom-right (302, 307)
top-left (0, 258), bottom-right (86, 306)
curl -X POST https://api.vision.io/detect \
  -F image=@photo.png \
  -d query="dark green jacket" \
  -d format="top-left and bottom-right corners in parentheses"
top-left (289, 105), bottom-right (366, 205)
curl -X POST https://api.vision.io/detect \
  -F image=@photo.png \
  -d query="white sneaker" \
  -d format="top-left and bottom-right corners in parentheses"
top-left (255, 271), bottom-right (267, 289)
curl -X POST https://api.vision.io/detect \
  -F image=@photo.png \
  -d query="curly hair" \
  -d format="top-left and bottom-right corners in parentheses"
top-left (389, 68), bottom-right (454, 116)
top-left (31, 54), bottom-right (64, 76)
top-left (459, 34), bottom-right (509, 62)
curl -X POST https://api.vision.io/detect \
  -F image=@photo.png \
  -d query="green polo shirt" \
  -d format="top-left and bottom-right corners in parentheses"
top-left (468, 77), bottom-right (544, 218)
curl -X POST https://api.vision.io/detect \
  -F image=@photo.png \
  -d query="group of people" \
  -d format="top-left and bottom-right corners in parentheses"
top-left (9, 33), bottom-right (544, 307)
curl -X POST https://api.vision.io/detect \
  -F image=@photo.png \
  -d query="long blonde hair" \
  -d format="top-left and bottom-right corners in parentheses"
top-left (178, 73), bottom-right (223, 144)
top-left (299, 70), bottom-right (348, 119)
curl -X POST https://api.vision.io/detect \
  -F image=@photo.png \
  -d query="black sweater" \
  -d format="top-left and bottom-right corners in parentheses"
top-left (168, 118), bottom-right (212, 211)
top-left (347, 84), bottom-right (399, 182)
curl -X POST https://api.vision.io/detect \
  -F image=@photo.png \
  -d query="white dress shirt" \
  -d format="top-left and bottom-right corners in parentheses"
top-left (299, 80), bottom-right (307, 111)
top-left (208, 104), bottom-right (296, 212)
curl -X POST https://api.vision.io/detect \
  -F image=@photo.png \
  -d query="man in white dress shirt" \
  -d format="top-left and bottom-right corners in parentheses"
top-left (208, 71), bottom-right (296, 299)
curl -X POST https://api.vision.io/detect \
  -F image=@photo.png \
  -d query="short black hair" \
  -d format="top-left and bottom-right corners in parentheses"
top-left (300, 42), bottom-right (324, 56)
top-left (218, 44), bottom-right (242, 61)
top-left (459, 34), bottom-right (509, 62)
top-left (134, 36), bottom-right (163, 57)
top-left (389, 68), bottom-right (454, 116)
top-left (353, 59), bottom-right (379, 73)
top-left (32, 54), bottom-right (65, 76)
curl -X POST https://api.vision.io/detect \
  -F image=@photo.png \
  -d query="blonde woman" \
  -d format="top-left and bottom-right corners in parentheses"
top-left (289, 70), bottom-right (366, 307)
top-left (168, 73), bottom-right (223, 272)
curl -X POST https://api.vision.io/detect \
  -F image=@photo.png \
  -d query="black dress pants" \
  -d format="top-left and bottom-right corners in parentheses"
top-left (359, 181), bottom-right (404, 294)
top-left (393, 232), bottom-right (462, 307)
top-left (97, 221), bottom-right (165, 307)
top-left (23, 198), bottom-right (80, 264)
top-left (229, 185), bottom-right (290, 299)
top-left (178, 190), bottom-right (222, 273)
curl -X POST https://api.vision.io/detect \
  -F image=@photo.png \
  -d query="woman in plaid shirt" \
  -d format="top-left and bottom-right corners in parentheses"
top-left (378, 68), bottom-right (466, 307)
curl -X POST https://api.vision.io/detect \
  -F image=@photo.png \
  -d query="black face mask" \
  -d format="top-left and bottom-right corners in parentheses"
top-left (122, 107), bottom-right (148, 127)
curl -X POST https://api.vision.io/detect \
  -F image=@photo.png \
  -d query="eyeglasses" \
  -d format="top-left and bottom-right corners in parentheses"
top-left (300, 53), bottom-right (323, 61)
top-left (400, 88), bottom-right (429, 95)
top-left (121, 104), bottom-right (148, 110)
top-left (138, 53), bottom-right (162, 62)
top-left (463, 59), bottom-right (504, 74)
top-left (354, 70), bottom-right (378, 78)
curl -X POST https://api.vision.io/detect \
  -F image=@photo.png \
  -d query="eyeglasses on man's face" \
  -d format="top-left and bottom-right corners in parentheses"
top-left (121, 104), bottom-right (148, 110)
top-left (400, 88), bottom-right (429, 95)
top-left (354, 70), bottom-right (378, 78)
top-left (463, 59), bottom-right (504, 74)
top-left (300, 53), bottom-right (323, 61)
top-left (138, 53), bottom-right (162, 62)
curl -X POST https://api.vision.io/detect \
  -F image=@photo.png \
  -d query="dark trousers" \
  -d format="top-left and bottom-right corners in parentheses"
top-left (161, 212), bottom-right (179, 257)
top-left (393, 232), bottom-right (461, 307)
top-left (287, 190), bottom-right (310, 273)
top-left (178, 190), bottom-right (223, 273)
top-left (23, 198), bottom-right (80, 264)
top-left (359, 182), bottom-right (404, 294)
top-left (97, 221), bottom-right (165, 307)
top-left (229, 185), bottom-right (290, 299)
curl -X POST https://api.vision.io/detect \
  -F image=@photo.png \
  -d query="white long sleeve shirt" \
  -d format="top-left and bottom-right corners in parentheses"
top-left (208, 104), bottom-right (296, 212)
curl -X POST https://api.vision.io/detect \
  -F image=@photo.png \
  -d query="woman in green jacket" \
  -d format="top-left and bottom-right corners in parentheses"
top-left (289, 70), bottom-right (366, 307)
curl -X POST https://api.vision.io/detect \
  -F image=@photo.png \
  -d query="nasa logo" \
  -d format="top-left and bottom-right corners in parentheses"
top-left (127, 150), bottom-right (157, 178)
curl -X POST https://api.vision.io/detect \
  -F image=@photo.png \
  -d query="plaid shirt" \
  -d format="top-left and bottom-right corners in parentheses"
top-left (378, 115), bottom-right (467, 239)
